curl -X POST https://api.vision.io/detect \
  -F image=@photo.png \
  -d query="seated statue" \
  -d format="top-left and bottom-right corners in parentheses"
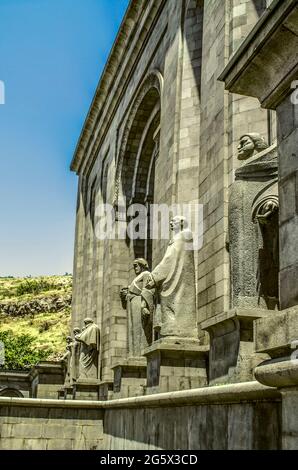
top-left (145, 216), bottom-right (197, 338)
top-left (120, 258), bottom-right (154, 357)
top-left (229, 133), bottom-right (279, 309)
top-left (75, 318), bottom-right (100, 380)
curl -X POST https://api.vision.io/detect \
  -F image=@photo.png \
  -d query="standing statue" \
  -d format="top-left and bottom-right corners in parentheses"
top-left (70, 327), bottom-right (81, 384)
top-left (75, 318), bottom-right (100, 380)
top-left (229, 133), bottom-right (279, 309)
top-left (120, 258), bottom-right (154, 357)
top-left (62, 336), bottom-right (73, 387)
top-left (145, 216), bottom-right (197, 338)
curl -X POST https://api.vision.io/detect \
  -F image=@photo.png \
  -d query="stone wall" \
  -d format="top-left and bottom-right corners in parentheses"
top-left (70, 0), bottom-right (276, 381)
top-left (0, 400), bottom-right (104, 450)
top-left (0, 381), bottom-right (281, 450)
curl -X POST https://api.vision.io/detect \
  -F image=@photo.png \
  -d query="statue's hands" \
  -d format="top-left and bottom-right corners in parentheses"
top-left (141, 300), bottom-right (150, 322)
top-left (145, 277), bottom-right (155, 289)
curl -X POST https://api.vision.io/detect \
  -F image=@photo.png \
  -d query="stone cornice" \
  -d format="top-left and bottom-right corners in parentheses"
top-left (71, 0), bottom-right (167, 175)
top-left (0, 381), bottom-right (280, 408)
top-left (219, 0), bottom-right (298, 110)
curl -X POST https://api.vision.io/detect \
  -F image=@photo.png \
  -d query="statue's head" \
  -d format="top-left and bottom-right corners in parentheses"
top-left (83, 317), bottom-right (94, 327)
top-left (170, 215), bottom-right (188, 234)
top-left (73, 327), bottom-right (80, 336)
top-left (66, 336), bottom-right (72, 344)
top-left (133, 258), bottom-right (149, 275)
top-left (238, 133), bottom-right (268, 160)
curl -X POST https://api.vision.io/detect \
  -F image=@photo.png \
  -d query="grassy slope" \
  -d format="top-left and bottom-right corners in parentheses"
top-left (0, 276), bottom-right (72, 359)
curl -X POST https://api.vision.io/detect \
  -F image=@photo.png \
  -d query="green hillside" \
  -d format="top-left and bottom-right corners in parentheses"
top-left (0, 275), bottom-right (72, 369)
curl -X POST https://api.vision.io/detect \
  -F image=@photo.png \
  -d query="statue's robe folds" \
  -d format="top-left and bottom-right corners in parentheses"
top-left (70, 339), bottom-right (81, 384)
top-left (78, 324), bottom-right (100, 380)
top-left (127, 271), bottom-right (154, 357)
top-left (229, 144), bottom-right (279, 310)
top-left (63, 346), bottom-right (72, 387)
top-left (151, 229), bottom-right (197, 338)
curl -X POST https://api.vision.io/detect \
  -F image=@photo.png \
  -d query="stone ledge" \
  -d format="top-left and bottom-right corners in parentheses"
top-left (0, 381), bottom-right (280, 409)
top-left (201, 308), bottom-right (272, 331)
top-left (219, 0), bottom-right (298, 108)
top-left (255, 306), bottom-right (298, 357)
top-left (143, 337), bottom-right (208, 356)
top-left (111, 357), bottom-right (147, 370)
top-left (255, 359), bottom-right (298, 388)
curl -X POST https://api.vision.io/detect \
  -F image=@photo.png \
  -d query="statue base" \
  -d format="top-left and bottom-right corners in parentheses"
top-left (98, 380), bottom-right (114, 401)
top-left (201, 308), bottom-right (275, 385)
top-left (143, 337), bottom-right (208, 394)
top-left (57, 385), bottom-right (73, 400)
top-left (72, 378), bottom-right (101, 401)
top-left (112, 357), bottom-right (147, 398)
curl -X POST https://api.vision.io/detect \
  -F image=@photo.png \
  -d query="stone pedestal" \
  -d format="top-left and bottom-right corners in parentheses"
top-left (254, 306), bottom-right (298, 449)
top-left (255, 359), bottom-right (298, 450)
top-left (34, 361), bottom-right (64, 399)
top-left (201, 309), bottom-right (273, 385)
top-left (112, 357), bottom-right (147, 398)
top-left (143, 337), bottom-right (208, 394)
top-left (98, 381), bottom-right (114, 401)
top-left (72, 379), bottom-right (101, 401)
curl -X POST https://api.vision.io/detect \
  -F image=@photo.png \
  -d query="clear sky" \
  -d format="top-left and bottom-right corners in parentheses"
top-left (0, 0), bottom-right (129, 277)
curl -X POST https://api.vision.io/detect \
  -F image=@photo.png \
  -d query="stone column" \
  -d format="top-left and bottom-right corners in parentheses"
top-left (220, 0), bottom-right (298, 446)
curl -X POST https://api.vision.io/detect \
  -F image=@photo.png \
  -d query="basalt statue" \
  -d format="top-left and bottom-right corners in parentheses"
top-left (145, 216), bottom-right (197, 338)
top-left (120, 258), bottom-right (154, 357)
top-left (75, 318), bottom-right (100, 380)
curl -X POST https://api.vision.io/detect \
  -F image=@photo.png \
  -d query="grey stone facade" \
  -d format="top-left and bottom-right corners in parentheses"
top-left (71, 0), bottom-right (273, 386)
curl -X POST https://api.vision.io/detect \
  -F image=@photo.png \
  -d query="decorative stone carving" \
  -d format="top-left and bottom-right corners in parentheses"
top-left (229, 133), bottom-right (279, 310)
top-left (145, 216), bottom-right (197, 338)
top-left (62, 336), bottom-right (73, 387)
top-left (75, 318), bottom-right (100, 380)
top-left (120, 258), bottom-right (154, 357)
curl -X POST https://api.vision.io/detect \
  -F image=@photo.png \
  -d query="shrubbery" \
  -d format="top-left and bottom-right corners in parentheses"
top-left (0, 330), bottom-right (52, 370)
top-left (15, 278), bottom-right (59, 296)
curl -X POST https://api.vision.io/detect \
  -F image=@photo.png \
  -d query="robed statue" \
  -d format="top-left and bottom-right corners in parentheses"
top-left (120, 258), bottom-right (154, 357)
top-left (145, 216), bottom-right (197, 338)
top-left (75, 318), bottom-right (100, 380)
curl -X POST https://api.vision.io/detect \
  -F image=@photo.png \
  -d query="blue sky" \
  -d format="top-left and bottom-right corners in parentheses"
top-left (0, 0), bottom-right (129, 277)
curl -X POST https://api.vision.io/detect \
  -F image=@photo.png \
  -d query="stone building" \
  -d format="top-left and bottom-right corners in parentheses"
top-left (71, 0), bottom-right (277, 387)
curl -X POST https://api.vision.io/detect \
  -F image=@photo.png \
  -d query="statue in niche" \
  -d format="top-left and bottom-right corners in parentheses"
top-left (229, 133), bottom-right (279, 310)
top-left (145, 216), bottom-right (197, 338)
top-left (62, 336), bottom-right (73, 387)
top-left (120, 258), bottom-right (154, 357)
top-left (70, 327), bottom-right (81, 384)
top-left (75, 318), bottom-right (100, 380)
